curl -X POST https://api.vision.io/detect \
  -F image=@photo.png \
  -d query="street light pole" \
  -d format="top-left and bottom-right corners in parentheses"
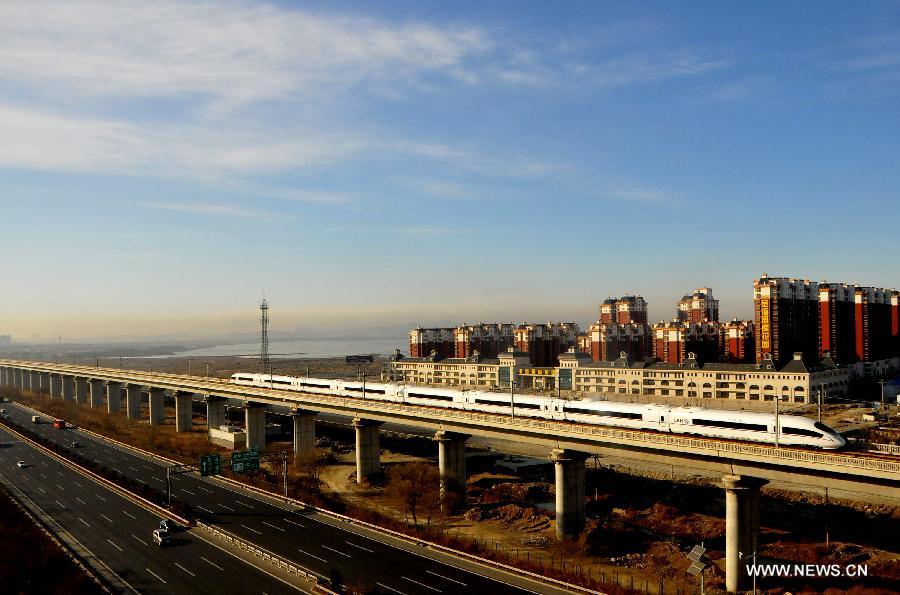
top-left (188, 360), bottom-right (192, 377)
top-left (817, 387), bottom-right (823, 424)
top-left (774, 394), bottom-right (780, 448)
top-left (879, 379), bottom-right (886, 408)
top-left (206, 363), bottom-right (210, 382)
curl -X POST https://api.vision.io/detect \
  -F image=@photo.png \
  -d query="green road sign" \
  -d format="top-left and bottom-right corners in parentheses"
top-left (231, 449), bottom-right (260, 473)
top-left (200, 453), bottom-right (221, 477)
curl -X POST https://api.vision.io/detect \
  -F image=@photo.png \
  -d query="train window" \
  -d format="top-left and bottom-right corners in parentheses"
top-left (510, 402), bottom-right (540, 410)
top-left (474, 398), bottom-right (505, 405)
top-left (410, 393), bottom-right (453, 401)
top-left (300, 382), bottom-right (331, 388)
top-left (692, 418), bottom-right (767, 432)
top-left (813, 422), bottom-right (837, 435)
top-left (781, 427), bottom-right (821, 438)
top-left (565, 407), bottom-right (642, 419)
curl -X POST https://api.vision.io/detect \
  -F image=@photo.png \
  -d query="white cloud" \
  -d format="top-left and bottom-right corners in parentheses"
top-left (604, 183), bottom-right (674, 204)
top-left (0, 1), bottom-right (490, 111)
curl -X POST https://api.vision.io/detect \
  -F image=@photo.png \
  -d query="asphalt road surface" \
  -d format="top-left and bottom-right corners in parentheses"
top-left (1, 400), bottom-right (570, 595)
top-left (0, 424), bottom-right (307, 594)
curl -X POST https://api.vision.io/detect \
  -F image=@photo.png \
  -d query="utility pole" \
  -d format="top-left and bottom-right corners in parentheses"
top-left (774, 394), bottom-right (780, 448)
top-left (817, 387), bottom-right (823, 423)
top-left (362, 373), bottom-right (367, 400)
top-left (879, 379), bottom-right (886, 408)
top-left (187, 360), bottom-right (192, 377)
top-left (206, 363), bottom-right (210, 382)
top-left (510, 373), bottom-right (515, 419)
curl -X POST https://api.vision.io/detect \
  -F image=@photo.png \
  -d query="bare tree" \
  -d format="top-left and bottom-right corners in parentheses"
top-left (385, 462), bottom-right (441, 528)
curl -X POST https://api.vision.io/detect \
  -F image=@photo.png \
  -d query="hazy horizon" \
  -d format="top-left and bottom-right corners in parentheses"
top-left (1, 1), bottom-right (899, 342)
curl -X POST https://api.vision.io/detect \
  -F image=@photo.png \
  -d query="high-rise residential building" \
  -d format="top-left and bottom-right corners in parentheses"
top-left (600, 295), bottom-right (648, 324)
top-left (754, 275), bottom-right (820, 368)
top-left (722, 319), bottom-right (755, 363)
top-left (818, 282), bottom-right (857, 364)
top-left (409, 327), bottom-right (455, 358)
top-left (410, 322), bottom-right (577, 366)
top-left (651, 319), bottom-right (721, 364)
top-left (453, 323), bottom-right (515, 359)
top-left (854, 287), bottom-right (894, 363)
top-left (677, 288), bottom-right (719, 322)
top-left (588, 321), bottom-right (649, 362)
top-left (513, 322), bottom-right (579, 367)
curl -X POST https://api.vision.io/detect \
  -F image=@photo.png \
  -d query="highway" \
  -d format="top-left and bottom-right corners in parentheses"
top-left (0, 423), bottom-right (307, 594)
top-left (1, 400), bottom-right (572, 595)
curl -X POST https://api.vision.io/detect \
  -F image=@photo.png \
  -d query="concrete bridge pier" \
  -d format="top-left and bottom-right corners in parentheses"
top-left (107, 382), bottom-right (123, 413)
top-left (149, 388), bottom-right (166, 425)
top-left (723, 474), bottom-right (768, 593)
top-left (89, 379), bottom-right (105, 408)
top-left (0, 367), bottom-right (7, 386)
top-left (62, 376), bottom-right (74, 401)
top-left (40, 372), bottom-right (50, 394)
top-left (205, 396), bottom-right (227, 431)
top-left (49, 374), bottom-right (60, 398)
top-left (551, 448), bottom-right (588, 539)
top-left (74, 377), bottom-right (88, 404)
top-left (435, 430), bottom-right (469, 502)
top-left (126, 384), bottom-right (142, 420)
top-left (174, 393), bottom-right (194, 432)
top-left (292, 409), bottom-right (317, 461)
top-left (14, 369), bottom-right (23, 390)
top-left (352, 417), bottom-right (384, 484)
top-left (244, 403), bottom-right (267, 450)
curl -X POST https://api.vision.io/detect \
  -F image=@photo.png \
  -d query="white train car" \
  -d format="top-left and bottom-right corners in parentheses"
top-left (228, 373), bottom-right (846, 449)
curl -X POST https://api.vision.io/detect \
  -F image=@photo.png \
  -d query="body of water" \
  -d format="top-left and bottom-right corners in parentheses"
top-left (168, 337), bottom-right (407, 359)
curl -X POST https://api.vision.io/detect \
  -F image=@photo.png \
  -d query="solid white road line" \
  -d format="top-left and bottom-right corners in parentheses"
top-left (345, 540), bottom-right (375, 553)
top-left (106, 539), bottom-right (123, 552)
top-left (174, 562), bottom-right (196, 577)
top-left (122, 510), bottom-right (136, 520)
top-left (297, 548), bottom-right (327, 563)
top-left (426, 570), bottom-right (467, 586)
top-left (402, 576), bottom-right (442, 592)
top-left (145, 568), bottom-right (167, 584)
top-left (376, 583), bottom-right (407, 595)
top-left (261, 521), bottom-right (286, 532)
top-left (200, 556), bottom-right (224, 571)
top-left (239, 524), bottom-right (262, 535)
top-left (322, 545), bottom-right (351, 558)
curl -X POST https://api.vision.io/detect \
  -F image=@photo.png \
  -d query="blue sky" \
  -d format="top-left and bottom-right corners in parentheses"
top-left (1, 1), bottom-right (899, 341)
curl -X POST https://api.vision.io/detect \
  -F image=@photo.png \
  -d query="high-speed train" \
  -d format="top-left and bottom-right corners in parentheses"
top-left (231, 373), bottom-right (846, 450)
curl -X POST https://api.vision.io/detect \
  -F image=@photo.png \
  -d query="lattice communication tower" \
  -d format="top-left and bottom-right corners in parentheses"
top-left (260, 298), bottom-right (270, 372)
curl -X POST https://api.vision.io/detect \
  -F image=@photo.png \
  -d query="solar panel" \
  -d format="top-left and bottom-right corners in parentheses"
top-left (687, 560), bottom-right (707, 576)
top-left (687, 545), bottom-right (707, 562)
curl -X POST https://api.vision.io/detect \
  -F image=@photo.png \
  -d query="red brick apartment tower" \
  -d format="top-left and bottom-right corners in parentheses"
top-left (754, 275), bottom-right (819, 367)
top-left (722, 319), bottom-right (755, 363)
top-left (590, 321), bottom-right (649, 361)
top-left (599, 299), bottom-right (616, 323)
top-left (651, 320), bottom-right (721, 364)
top-left (513, 323), bottom-right (579, 366)
top-left (616, 296), bottom-right (648, 324)
top-left (818, 283), bottom-right (856, 364)
top-left (677, 288), bottom-right (719, 322)
top-left (855, 287), bottom-right (893, 362)
top-left (409, 327), bottom-right (454, 358)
